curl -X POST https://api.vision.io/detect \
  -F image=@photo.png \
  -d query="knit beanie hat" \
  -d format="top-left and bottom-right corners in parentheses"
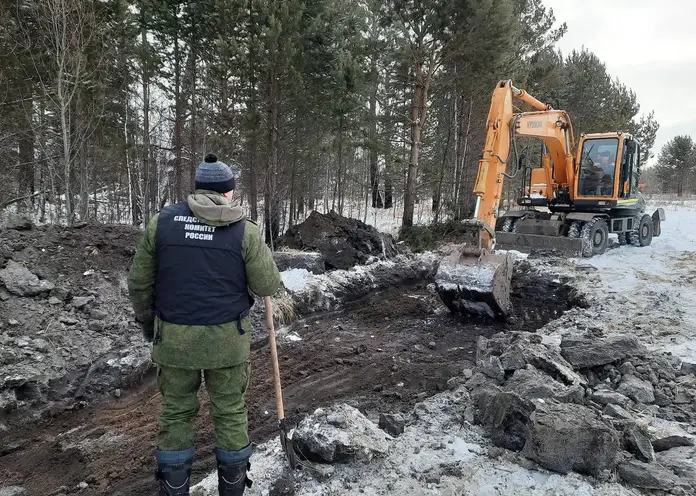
top-left (195, 153), bottom-right (236, 193)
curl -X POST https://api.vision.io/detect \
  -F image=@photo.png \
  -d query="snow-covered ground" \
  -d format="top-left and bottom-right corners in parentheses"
top-left (570, 200), bottom-right (696, 362)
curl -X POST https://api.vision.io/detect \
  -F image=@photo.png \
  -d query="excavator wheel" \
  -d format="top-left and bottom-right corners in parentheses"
top-left (567, 220), bottom-right (583, 238)
top-left (630, 214), bottom-right (653, 247)
top-left (580, 218), bottom-right (608, 257)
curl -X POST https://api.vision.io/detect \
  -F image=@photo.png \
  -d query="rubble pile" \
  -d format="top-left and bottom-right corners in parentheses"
top-left (467, 330), bottom-right (696, 493)
top-left (0, 221), bottom-right (150, 419)
top-left (276, 210), bottom-right (398, 270)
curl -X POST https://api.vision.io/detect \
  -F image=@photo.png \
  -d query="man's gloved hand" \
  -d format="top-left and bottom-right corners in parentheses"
top-left (138, 319), bottom-right (155, 342)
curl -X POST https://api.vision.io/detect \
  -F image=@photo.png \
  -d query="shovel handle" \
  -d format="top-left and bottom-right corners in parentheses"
top-left (264, 296), bottom-right (285, 422)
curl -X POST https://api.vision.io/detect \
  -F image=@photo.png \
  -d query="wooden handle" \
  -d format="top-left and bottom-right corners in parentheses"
top-left (265, 296), bottom-right (285, 421)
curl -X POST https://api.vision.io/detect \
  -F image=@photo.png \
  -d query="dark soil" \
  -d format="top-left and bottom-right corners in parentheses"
top-left (0, 267), bottom-right (581, 496)
top-left (276, 210), bottom-right (397, 270)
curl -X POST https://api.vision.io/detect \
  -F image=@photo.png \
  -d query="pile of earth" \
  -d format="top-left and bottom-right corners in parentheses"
top-left (467, 330), bottom-right (696, 494)
top-left (0, 218), bottom-right (150, 421)
top-left (276, 210), bottom-right (398, 270)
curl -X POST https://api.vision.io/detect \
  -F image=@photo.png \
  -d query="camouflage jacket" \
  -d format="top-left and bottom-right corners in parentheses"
top-left (127, 190), bottom-right (281, 369)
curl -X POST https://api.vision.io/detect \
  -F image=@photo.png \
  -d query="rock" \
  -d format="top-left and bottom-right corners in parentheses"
top-left (591, 390), bottom-right (631, 406)
top-left (32, 339), bottom-right (49, 352)
top-left (88, 321), bottom-right (105, 332)
top-left (276, 211), bottom-right (397, 270)
top-left (273, 251), bottom-right (326, 274)
top-left (624, 425), bottom-right (655, 462)
top-left (77, 482), bottom-right (88, 490)
top-left (654, 389), bottom-right (673, 406)
top-left (462, 368), bottom-right (473, 380)
top-left (560, 335), bottom-right (646, 369)
top-left (503, 367), bottom-right (582, 403)
top-left (681, 362), bottom-right (696, 375)
top-left (0, 389), bottom-right (17, 412)
top-left (0, 487), bottom-right (27, 496)
top-left (655, 447), bottom-right (696, 488)
top-left (293, 404), bottom-right (391, 463)
top-left (617, 375), bottom-right (654, 404)
top-left (59, 316), bottom-right (79, 326)
top-left (618, 460), bottom-right (678, 491)
top-left (89, 309), bottom-right (109, 320)
top-left (378, 413), bottom-right (405, 437)
top-left (645, 419), bottom-right (696, 452)
top-left (479, 356), bottom-right (505, 381)
top-left (71, 295), bottom-right (96, 309)
top-left (652, 435), bottom-right (695, 452)
top-left (48, 297), bottom-right (62, 305)
top-left (8, 319), bottom-right (19, 326)
top-left (476, 391), bottom-right (535, 452)
top-left (0, 291), bottom-right (9, 301)
top-left (50, 287), bottom-right (72, 302)
top-left (521, 401), bottom-right (620, 476)
top-left (618, 361), bottom-right (637, 376)
top-left (478, 332), bottom-right (586, 386)
top-left (0, 260), bottom-right (55, 296)
top-left (603, 403), bottom-right (633, 420)
top-left (4, 213), bottom-right (33, 230)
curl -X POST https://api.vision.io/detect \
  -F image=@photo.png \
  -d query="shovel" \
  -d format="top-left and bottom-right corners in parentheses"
top-left (264, 296), bottom-right (297, 469)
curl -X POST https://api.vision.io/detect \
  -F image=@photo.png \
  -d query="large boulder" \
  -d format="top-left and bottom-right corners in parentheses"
top-left (560, 335), bottom-right (646, 369)
top-left (503, 366), bottom-right (583, 404)
top-left (521, 401), bottom-right (621, 476)
top-left (0, 260), bottom-right (54, 296)
top-left (292, 404), bottom-right (391, 463)
top-left (276, 211), bottom-right (397, 270)
top-left (618, 460), bottom-right (679, 492)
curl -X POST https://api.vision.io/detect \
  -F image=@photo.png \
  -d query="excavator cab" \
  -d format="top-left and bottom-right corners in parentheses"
top-left (575, 133), bottom-right (640, 202)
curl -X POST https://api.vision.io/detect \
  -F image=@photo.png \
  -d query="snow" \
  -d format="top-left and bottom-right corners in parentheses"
top-left (569, 200), bottom-right (696, 362)
top-left (280, 268), bottom-right (311, 293)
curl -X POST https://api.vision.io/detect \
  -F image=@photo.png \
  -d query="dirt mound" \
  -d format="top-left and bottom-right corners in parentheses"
top-left (276, 211), bottom-right (398, 270)
top-left (0, 222), bottom-right (147, 421)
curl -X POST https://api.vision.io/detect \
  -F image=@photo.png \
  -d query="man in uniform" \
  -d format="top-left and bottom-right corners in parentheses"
top-left (128, 153), bottom-right (281, 496)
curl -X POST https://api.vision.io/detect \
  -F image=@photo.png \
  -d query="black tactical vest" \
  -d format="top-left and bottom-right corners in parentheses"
top-left (155, 202), bottom-right (251, 327)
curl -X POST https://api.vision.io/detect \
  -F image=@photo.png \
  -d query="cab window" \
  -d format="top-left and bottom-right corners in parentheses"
top-left (578, 138), bottom-right (619, 197)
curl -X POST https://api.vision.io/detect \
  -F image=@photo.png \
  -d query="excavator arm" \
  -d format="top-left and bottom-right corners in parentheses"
top-left (472, 80), bottom-right (576, 251)
top-left (435, 80), bottom-right (576, 320)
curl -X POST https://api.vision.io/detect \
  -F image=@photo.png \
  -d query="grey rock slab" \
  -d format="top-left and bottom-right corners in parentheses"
top-left (71, 295), bottom-right (96, 309)
top-left (618, 460), bottom-right (678, 492)
top-left (479, 356), bottom-right (504, 381)
top-left (681, 362), bottom-right (696, 375)
top-left (476, 391), bottom-right (535, 452)
top-left (0, 260), bottom-right (54, 296)
top-left (503, 366), bottom-right (582, 403)
top-left (617, 375), bottom-right (655, 404)
top-left (655, 447), bottom-right (696, 488)
top-left (624, 425), bottom-right (655, 462)
top-left (521, 401), bottom-right (621, 476)
top-left (645, 418), bottom-right (696, 452)
top-left (293, 404), bottom-right (391, 463)
top-left (560, 335), bottom-right (646, 369)
top-left (378, 413), bottom-right (405, 437)
top-left (603, 403), bottom-right (634, 420)
top-left (591, 389), bottom-right (631, 406)
top-left (4, 213), bottom-right (33, 230)
top-left (48, 297), bottom-right (62, 305)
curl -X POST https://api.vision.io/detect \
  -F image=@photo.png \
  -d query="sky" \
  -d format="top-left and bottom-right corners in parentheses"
top-left (543, 0), bottom-right (696, 165)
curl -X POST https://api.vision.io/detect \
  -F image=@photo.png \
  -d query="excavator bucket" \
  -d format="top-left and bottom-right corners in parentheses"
top-left (435, 221), bottom-right (514, 320)
top-left (494, 231), bottom-right (584, 257)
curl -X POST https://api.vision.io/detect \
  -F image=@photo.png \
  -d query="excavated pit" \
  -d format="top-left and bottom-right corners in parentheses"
top-left (0, 262), bottom-right (585, 495)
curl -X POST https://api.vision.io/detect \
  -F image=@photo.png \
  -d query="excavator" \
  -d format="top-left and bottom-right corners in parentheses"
top-left (436, 79), bottom-right (666, 320)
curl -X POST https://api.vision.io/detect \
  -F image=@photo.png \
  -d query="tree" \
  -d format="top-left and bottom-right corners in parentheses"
top-left (655, 136), bottom-right (695, 196)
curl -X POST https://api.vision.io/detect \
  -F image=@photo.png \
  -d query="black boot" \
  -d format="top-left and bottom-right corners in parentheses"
top-left (155, 448), bottom-right (194, 496)
top-left (216, 445), bottom-right (253, 496)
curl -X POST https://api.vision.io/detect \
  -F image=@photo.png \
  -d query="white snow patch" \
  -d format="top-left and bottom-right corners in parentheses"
top-left (281, 268), bottom-right (311, 293)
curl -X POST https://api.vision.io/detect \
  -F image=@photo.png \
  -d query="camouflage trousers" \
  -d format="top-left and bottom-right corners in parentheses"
top-left (156, 362), bottom-right (251, 451)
